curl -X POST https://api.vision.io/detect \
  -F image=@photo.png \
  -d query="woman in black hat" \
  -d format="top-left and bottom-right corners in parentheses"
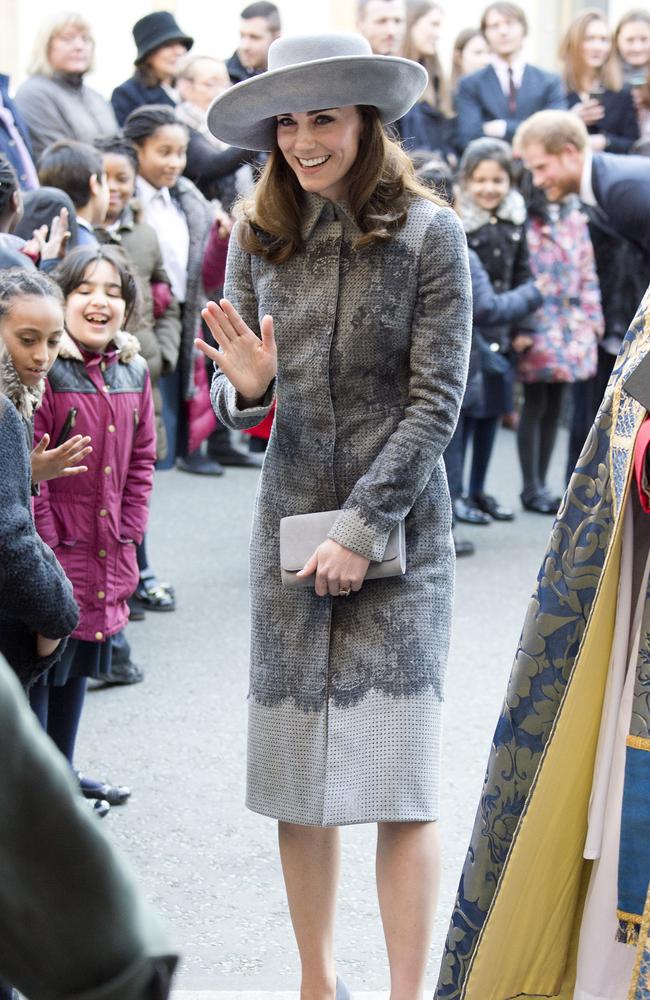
top-left (111, 12), bottom-right (194, 127)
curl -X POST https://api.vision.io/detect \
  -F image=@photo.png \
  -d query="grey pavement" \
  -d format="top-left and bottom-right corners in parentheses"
top-left (78, 425), bottom-right (567, 994)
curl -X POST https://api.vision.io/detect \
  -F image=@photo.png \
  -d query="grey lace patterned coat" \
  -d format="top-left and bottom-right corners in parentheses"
top-left (211, 192), bottom-right (472, 826)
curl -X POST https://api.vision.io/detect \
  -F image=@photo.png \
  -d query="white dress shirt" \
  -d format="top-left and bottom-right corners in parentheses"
top-left (579, 147), bottom-right (596, 207)
top-left (491, 54), bottom-right (527, 97)
top-left (136, 176), bottom-right (190, 303)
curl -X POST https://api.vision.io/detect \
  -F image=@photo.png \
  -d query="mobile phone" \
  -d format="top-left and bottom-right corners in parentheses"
top-left (54, 406), bottom-right (78, 447)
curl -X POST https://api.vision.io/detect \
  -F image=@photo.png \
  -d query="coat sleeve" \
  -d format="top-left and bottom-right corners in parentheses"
top-left (110, 83), bottom-right (137, 128)
top-left (150, 246), bottom-right (182, 374)
top-left (210, 226), bottom-right (278, 429)
top-left (470, 249), bottom-right (542, 326)
top-left (0, 401), bottom-right (79, 640)
top-left (601, 89), bottom-right (639, 153)
top-left (119, 368), bottom-right (156, 544)
top-left (328, 208), bottom-right (472, 561)
top-left (454, 76), bottom-right (485, 151)
top-left (0, 654), bottom-right (178, 999)
top-left (14, 79), bottom-right (69, 161)
top-left (184, 129), bottom-right (256, 195)
top-left (32, 382), bottom-right (62, 549)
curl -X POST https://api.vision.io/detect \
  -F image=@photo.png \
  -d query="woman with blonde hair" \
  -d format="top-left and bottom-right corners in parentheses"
top-left (559, 7), bottom-right (638, 152)
top-left (396, 1), bottom-right (455, 156)
top-left (14, 12), bottom-right (116, 162)
top-left (200, 32), bottom-right (471, 998)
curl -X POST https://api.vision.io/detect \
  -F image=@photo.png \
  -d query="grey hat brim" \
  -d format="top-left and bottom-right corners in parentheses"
top-left (206, 55), bottom-right (428, 151)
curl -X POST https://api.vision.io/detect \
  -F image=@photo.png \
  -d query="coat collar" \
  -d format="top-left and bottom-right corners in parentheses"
top-left (300, 192), bottom-right (359, 241)
top-left (0, 342), bottom-right (43, 421)
top-left (57, 329), bottom-right (142, 365)
top-left (460, 188), bottom-right (527, 234)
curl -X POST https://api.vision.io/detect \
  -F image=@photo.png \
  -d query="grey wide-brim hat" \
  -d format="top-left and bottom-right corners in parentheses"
top-left (206, 33), bottom-right (428, 151)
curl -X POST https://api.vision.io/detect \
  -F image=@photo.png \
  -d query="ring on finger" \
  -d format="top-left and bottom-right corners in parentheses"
top-left (338, 587), bottom-right (351, 598)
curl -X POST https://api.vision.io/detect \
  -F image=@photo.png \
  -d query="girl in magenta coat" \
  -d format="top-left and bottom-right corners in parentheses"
top-left (30, 245), bottom-right (156, 809)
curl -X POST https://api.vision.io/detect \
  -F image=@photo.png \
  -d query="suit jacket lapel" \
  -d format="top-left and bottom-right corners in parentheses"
top-left (484, 65), bottom-right (507, 118)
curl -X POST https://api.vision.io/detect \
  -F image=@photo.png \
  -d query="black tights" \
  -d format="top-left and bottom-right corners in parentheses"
top-left (517, 382), bottom-right (565, 501)
top-left (29, 677), bottom-right (87, 766)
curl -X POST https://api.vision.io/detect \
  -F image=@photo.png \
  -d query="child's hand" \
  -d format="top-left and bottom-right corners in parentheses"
top-left (41, 208), bottom-right (71, 260)
top-left (512, 334), bottom-right (534, 354)
top-left (21, 224), bottom-right (48, 260)
top-left (31, 433), bottom-right (92, 484)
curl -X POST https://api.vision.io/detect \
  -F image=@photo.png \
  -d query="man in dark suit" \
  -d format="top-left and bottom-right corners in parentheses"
top-left (455, 2), bottom-right (566, 152)
top-left (515, 109), bottom-right (650, 257)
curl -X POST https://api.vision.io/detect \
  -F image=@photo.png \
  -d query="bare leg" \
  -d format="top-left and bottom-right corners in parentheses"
top-left (376, 821), bottom-right (441, 1000)
top-left (278, 821), bottom-right (341, 1000)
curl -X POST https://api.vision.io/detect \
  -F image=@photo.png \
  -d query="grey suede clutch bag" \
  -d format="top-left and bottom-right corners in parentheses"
top-left (280, 510), bottom-right (406, 588)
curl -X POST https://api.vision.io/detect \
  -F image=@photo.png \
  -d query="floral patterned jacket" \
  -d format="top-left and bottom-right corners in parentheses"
top-left (518, 197), bottom-right (604, 384)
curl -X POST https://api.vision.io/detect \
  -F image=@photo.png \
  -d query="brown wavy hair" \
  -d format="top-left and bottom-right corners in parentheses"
top-left (236, 106), bottom-right (446, 264)
top-left (559, 9), bottom-right (622, 93)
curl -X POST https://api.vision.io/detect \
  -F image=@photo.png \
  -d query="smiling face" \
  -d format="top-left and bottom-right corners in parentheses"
top-left (1, 295), bottom-right (64, 387)
top-left (276, 106), bottom-right (363, 203)
top-left (617, 18), bottom-right (650, 68)
top-left (411, 7), bottom-right (443, 57)
top-left (136, 124), bottom-right (188, 190)
top-left (64, 259), bottom-right (126, 352)
top-left (582, 18), bottom-right (611, 73)
top-left (146, 41), bottom-right (188, 83)
top-left (520, 140), bottom-right (583, 202)
top-left (102, 152), bottom-right (136, 225)
top-left (465, 158), bottom-right (510, 212)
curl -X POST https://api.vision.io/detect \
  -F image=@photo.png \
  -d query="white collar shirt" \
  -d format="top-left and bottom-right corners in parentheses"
top-left (491, 54), bottom-right (526, 96)
top-left (579, 148), bottom-right (596, 207)
top-left (136, 176), bottom-right (189, 303)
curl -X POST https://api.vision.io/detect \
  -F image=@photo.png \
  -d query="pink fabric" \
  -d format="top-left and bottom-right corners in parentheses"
top-left (150, 280), bottom-right (172, 319)
top-left (33, 346), bottom-right (156, 641)
top-left (186, 347), bottom-right (217, 454)
top-left (634, 418), bottom-right (650, 514)
top-left (202, 224), bottom-right (229, 296)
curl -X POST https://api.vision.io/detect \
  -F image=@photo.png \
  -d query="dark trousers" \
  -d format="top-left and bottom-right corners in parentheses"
top-left (566, 347), bottom-right (617, 481)
top-left (444, 413), bottom-right (500, 499)
top-left (517, 382), bottom-right (565, 501)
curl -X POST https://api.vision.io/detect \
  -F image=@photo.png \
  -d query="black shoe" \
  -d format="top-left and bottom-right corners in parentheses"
top-left (176, 454), bottom-right (224, 476)
top-left (127, 595), bottom-right (146, 621)
top-left (454, 535), bottom-right (475, 557)
top-left (453, 497), bottom-right (491, 525)
top-left (472, 492), bottom-right (515, 521)
top-left (207, 446), bottom-right (263, 468)
top-left (521, 492), bottom-right (559, 514)
top-left (99, 659), bottom-right (144, 686)
top-left (131, 577), bottom-right (176, 612)
top-left (80, 775), bottom-right (131, 806)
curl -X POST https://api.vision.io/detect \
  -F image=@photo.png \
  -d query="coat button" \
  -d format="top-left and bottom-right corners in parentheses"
top-left (100, 361), bottom-right (106, 371)
top-left (102, 385), bottom-right (109, 392)
top-left (493, 248), bottom-right (501, 256)
top-left (99, 508), bottom-right (107, 517)
top-left (104, 466), bottom-right (111, 475)
top-left (97, 590), bottom-right (105, 599)
top-left (108, 424), bottom-right (116, 433)
top-left (95, 631), bottom-right (103, 640)
top-left (99, 549), bottom-right (107, 558)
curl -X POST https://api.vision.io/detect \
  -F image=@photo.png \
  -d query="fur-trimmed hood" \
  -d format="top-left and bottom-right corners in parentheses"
top-left (57, 329), bottom-right (142, 364)
top-left (0, 342), bottom-right (44, 421)
top-left (460, 188), bottom-right (527, 234)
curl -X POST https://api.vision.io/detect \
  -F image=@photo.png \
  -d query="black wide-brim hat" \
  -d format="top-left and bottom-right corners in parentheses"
top-left (133, 11), bottom-right (193, 65)
top-left (207, 33), bottom-right (428, 152)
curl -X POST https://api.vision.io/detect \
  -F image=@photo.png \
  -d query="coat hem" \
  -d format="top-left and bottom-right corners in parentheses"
top-left (245, 800), bottom-right (439, 827)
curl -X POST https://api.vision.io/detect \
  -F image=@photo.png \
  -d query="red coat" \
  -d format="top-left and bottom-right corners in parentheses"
top-left (34, 332), bottom-right (155, 642)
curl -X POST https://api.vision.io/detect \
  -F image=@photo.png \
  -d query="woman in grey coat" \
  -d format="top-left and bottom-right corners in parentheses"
top-left (14, 12), bottom-right (117, 163)
top-left (199, 34), bottom-right (472, 997)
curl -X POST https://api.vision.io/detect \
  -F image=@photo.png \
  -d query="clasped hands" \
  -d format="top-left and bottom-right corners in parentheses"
top-left (196, 299), bottom-right (370, 595)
